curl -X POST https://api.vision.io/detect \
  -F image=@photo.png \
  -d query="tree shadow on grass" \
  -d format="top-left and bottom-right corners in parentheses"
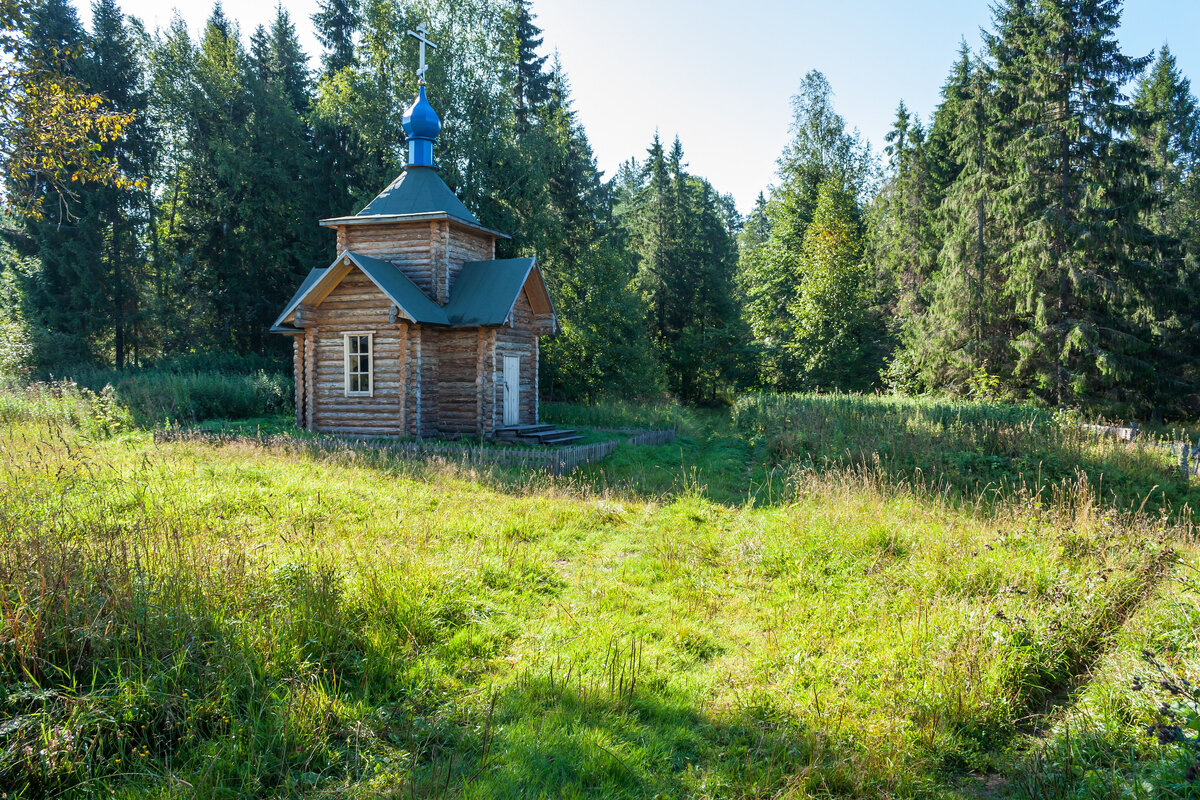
top-left (389, 677), bottom-right (875, 800)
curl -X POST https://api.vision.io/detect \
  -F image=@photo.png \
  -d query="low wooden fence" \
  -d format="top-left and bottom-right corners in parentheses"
top-left (153, 427), bottom-right (675, 476)
top-left (1079, 422), bottom-right (1199, 479)
top-left (1080, 423), bottom-right (1142, 442)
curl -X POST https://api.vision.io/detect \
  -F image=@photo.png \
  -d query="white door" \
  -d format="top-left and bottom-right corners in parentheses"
top-left (503, 355), bottom-right (520, 426)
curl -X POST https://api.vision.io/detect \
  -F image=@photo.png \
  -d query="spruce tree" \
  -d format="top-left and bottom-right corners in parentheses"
top-left (80, 0), bottom-right (152, 367)
top-left (1132, 45), bottom-right (1200, 406)
top-left (312, 0), bottom-right (357, 76)
top-left (20, 0), bottom-right (97, 364)
top-left (534, 63), bottom-right (659, 400)
top-left (999, 0), bottom-right (1158, 409)
top-left (510, 0), bottom-right (549, 132)
top-left (626, 135), bottom-right (746, 400)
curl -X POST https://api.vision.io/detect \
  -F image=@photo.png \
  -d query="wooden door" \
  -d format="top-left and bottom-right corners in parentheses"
top-left (503, 355), bottom-right (520, 426)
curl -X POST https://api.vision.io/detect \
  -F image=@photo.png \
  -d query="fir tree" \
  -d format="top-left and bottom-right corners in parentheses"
top-left (740, 71), bottom-right (876, 390)
top-left (79, 0), bottom-right (152, 367)
top-left (1001, 0), bottom-right (1157, 408)
top-left (1132, 45), bottom-right (1200, 404)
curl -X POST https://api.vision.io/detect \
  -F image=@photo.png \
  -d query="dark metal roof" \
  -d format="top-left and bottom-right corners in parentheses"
top-left (351, 252), bottom-right (448, 325)
top-left (271, 253), bottom-right (556, 333)
top-left (445, 258), bottom-right (538, 326)
top-left (271, 266), bottom-right (328, 331)
top-left (355, 166), bottom-right (477, 223)
top-left (318, 166), bottom-right (511, 239)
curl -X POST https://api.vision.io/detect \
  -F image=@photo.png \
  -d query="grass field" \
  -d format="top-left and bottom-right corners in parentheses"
top-left (1, 384), bottom-right (1198, 798)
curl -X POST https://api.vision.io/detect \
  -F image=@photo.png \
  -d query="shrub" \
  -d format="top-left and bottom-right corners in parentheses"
top-left (0, 380), bottom-right (133, 435)
top-left (54, 368), bottom-right (293, 426)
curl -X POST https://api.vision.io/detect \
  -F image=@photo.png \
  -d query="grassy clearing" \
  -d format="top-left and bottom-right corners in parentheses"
top-left (0, 384), bottom-right (1197, 798)
top-left (733, 393), bottom-right (1200, 518)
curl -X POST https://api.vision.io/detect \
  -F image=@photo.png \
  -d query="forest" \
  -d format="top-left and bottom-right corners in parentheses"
top-left (1, 0), bottom-right (1198, 418)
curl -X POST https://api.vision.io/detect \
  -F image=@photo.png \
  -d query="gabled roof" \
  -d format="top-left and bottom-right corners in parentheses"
top-left (271, 253), bottom-right (557, 333)
top-left (445, 258), bottom-right (555, 327)
top-left (318, 166), bottom-right (511, 239)
top-left (270, 266), bottom-right (328, 333)
top-left (271, 251), bottom-right (449, 329)
top-left (352, 252), bottom-right (449, 325)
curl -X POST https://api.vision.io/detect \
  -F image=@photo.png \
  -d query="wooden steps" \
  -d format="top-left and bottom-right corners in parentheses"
top-left (495, 424), bottom-right (583, 447)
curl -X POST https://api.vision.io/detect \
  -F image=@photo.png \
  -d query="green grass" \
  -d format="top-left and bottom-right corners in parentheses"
top-left (733, 392), bottom-right (1200, 518)
top-left (51, 363), bottom-right (293, 426)
top-left (0, 383), bottom-right (1197, 798)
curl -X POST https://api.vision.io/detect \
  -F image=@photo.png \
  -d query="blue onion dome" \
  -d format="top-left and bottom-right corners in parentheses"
top-left (403, 85), bottom-right (441, 142)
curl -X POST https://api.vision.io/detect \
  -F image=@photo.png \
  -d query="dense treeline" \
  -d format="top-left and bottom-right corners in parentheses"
top-left (0, 0), bottom-right (684, 400)
top-left (1, 0), bottom-right (1197, 416)
top-left (868, 0), bottom-right (1200, 416)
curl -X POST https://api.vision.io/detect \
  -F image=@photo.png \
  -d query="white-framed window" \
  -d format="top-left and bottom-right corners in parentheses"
top-left (343, 332), bottom-right (374, 397)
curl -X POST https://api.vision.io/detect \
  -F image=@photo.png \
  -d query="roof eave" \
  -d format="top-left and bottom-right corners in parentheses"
top-left (319, 212), bottom-right (512, 240)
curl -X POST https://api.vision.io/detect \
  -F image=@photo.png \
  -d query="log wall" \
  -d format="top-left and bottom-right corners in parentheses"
top-left (434, 328), bottom-right (482, 433)
top-left (447, 225), bottom-right (495, 290)
top-left (494, 292), bottom-right (538, 427)
top-left (292, 335), bottom-right (306, 427)
top-left (342, 221), bottom-right (495, 302)
top-left (344, 223), bottom-right (437, 297)
top-left (307, 269), bottom-right (406, 436)
top-left (419, 330), bottom-right (439, 439)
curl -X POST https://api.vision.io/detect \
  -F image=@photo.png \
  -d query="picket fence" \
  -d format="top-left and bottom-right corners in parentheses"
top-left (153, 427), bottom-right (675, 476)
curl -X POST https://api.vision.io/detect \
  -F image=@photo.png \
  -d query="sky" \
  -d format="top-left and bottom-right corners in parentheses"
top-left (75, 0), bottom-right (1200, 214)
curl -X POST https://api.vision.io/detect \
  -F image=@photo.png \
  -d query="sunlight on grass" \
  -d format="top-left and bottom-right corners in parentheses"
top-left (0, 384), bottom-right (1196, 798)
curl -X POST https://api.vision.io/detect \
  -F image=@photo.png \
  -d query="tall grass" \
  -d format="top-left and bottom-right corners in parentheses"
top-left (733, 392), bottom-right (1197, 516)
top-left (1, 406), bottom-right (1195, 797)
top-left (0, 388), bottom-right (1196, 796)
top-left (542, 397), bottom-right (695, 433)
top-left (44, 367), bottom-right (292, 426)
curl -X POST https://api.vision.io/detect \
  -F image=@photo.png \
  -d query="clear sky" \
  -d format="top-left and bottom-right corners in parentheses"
top-left (75, 0), bottom-right (1200, 214)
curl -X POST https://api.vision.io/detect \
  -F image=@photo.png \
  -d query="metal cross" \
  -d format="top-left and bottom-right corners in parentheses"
top-left (407, 23), bottom-right (437, 85)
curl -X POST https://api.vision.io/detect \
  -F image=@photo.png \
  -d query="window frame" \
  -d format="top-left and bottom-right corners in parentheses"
top-left (343, 332), bottom-right (374, 397)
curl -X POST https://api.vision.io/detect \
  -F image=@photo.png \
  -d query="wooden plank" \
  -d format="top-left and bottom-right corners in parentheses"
top-left (398, 322), bottom-right (409, 436)
top-left (442, 221), bottom-right (451, 304)
top-left (293, 335), bottom-right (305, 428)
top-left (411, 326), bottom-right (422, 438)
top-left (304, 326), bottom-right (317, 430)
